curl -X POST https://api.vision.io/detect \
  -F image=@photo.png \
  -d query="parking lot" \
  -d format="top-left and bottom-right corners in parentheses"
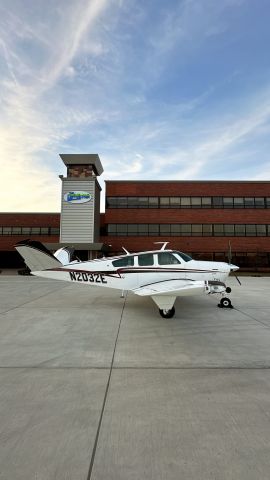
top-left (0, 275), bottom-right (270, 479)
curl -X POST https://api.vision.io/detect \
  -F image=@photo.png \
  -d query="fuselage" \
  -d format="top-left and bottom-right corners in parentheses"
top-left (33, 249), bottom-right (235, 290)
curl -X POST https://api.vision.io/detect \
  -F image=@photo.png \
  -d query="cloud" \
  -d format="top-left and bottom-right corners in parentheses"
top-left (0, 0), bottom-right (112, 211)
top-left (0, 0), bottom-right (270, 215)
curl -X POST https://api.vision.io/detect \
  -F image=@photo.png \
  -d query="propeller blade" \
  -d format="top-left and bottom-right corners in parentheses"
top-left (233, 271), bottom-right (241, 285)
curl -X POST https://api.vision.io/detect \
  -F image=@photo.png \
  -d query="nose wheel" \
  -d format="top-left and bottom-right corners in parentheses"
top-left (218, 297), bottom-right (233, 309)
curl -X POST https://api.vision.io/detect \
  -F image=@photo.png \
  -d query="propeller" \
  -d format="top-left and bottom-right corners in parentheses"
top-left (228, 241), bottom-right (241, 285)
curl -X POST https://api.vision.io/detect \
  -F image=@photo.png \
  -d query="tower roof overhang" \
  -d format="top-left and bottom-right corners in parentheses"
top-left (59, 154), bottom-right (103, 176)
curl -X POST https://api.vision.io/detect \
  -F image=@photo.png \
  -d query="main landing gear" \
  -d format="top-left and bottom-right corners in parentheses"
top-left (159, 306), bottom-right (175, 318)
top-left (218, 297), bottom-right (233, 309)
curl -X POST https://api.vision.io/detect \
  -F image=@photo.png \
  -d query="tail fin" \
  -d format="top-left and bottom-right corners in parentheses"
top-left (54, 247), bottom-right (75, 265)
top-left (15, 240), bottom-right (62, 272)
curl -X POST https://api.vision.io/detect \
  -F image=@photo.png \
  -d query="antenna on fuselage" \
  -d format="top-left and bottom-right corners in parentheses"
top-left (122, 247), bottom-right (130, 254)
top-left (154, 241), bottom-right (169, 251)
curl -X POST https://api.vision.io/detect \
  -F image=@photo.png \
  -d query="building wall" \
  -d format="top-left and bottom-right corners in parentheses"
top-left (102, 181), bottom-right (270, 269)
top-left (0, 213), bottom-right (60, 268)
top-left (60, 179), bottom-right (97, 243)
top-left (105, 180), bottom-right (270, 197)
top-left (1, 180), bottom-right (270, 270)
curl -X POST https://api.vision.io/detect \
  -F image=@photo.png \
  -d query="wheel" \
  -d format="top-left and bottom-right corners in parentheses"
top-left (220, 297), bottom-right (232, 309)
top-left (159, 306), bottom-right (175, 318)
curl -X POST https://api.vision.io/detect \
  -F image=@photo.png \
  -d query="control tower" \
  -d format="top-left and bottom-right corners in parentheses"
top-left (59, 154), bottom-right (103, 257)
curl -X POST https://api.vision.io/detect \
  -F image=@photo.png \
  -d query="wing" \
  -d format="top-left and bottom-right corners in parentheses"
top-left (132, 279), bottom-right (207, 311)
top-left (132, 279), bottom-right (206, 297)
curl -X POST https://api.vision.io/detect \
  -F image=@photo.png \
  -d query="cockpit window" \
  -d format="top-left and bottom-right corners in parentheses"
top-left (138, 253), bottom-right (154, 266)
top-left (158, 252), bottom-right (180, 265)
top-left (112, 256), bottom-right (134, 267)
top-left (175, 251), bottom-right (192, 262)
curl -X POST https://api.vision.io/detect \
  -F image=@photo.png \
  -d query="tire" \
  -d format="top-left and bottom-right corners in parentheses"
top-left (220, 297), bottom-right (232, 308)
top-left (159, 306), bottom-right (175, 318)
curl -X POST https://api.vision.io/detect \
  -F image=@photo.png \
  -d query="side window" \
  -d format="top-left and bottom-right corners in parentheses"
top-left (112, 256), bottom-right (134, 267)
top-left (158, 253), bottom-right (180, 265)
top-left (138, 254), bottom-right (154, 266)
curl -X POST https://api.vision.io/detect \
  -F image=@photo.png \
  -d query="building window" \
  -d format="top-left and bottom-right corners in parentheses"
top-left (234, 197), bottom-right (244, 208)
top-left (149, 224), bottom-right (159, 236)
top-left (105, 223), bottom-right (270, 237)
top-left (106, 196), bottom-right (270, 209)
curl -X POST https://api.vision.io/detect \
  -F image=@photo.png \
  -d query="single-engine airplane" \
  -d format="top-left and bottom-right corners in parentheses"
top-left (15, 240), bottom-right (239, 318)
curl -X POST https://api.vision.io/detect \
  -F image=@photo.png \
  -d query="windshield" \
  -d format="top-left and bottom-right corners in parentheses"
top-left (175, 251), bottom-right (192, 262)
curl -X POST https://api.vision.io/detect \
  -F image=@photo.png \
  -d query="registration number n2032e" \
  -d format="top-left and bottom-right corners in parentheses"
top-left (69, 272), bottom-right (107, 284)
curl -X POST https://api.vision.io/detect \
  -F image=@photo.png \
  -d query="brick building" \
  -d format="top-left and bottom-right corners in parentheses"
top-left (101, 180), bottom-right (270, 270)
top-left (1, 155), bottom-right (270, 271)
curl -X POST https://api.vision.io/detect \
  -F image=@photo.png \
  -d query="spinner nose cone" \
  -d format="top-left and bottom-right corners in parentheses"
top-left (229, 263), bottom-right (239, 271)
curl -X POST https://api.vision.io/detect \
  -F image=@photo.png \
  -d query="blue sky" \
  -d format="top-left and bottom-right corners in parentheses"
top-left (1, 0), bottom-right (270, 211)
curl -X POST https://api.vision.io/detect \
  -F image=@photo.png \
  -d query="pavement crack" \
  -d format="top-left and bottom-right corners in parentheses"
top-left (0, 285), bottom-right (69, 316)
top-left (86, 292), bottom-right (127, 480)
top-left (234, 307), bottom-right (270, 329)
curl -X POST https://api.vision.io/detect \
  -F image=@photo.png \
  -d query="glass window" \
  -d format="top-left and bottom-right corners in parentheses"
top-left (213, 224), bottom-right (224, 236)
top-left (12, 227), bottom-right (22, 234)
top-left (3, 227), bottom-right (12, 235)
top-left (266, 198), bottom-right (270, 208)
top-left (108, 224), bottom-right (116, 234)
top-left (137, 197), bottom-right (148, 208)
top-left (160, 197), bottom-right (170, 207)
top-left (31, 227), bottom-right (41, 234)
top-left (22, 227), bottom-right (31, 235)
top-left (176, 251), bottom-right (192, 262)
top-left (191, 197), bottom-right (201, 207)
top-left (170, 197), bottom-right (181, 207)
top-left (138, 253), bottom-right (154, 266)
top-left (256, 225), bottom-right (266, 236)
top-left (127, 197), bottom-right (138, 208)
top-left (235, 225), bottom-right (245, 236)
top-left (116, 197), bottom-right (127, 207)
top-left (158, 252), bottom-right (180, 265)
top-left (223, 197), bottom-right (234, 208)
top-left (113, 256), bottom-right (134, 267)
top-left (202, 224), bottom-right (212, 236)
top-left (138, 224), bottom-right (148, 235)
top-left (254, 198), bottom-right (265, 208)
top-left (40, 227), bottom-right (49, 235)
top-left (160, 224), bottom-right (171, 235)
top-left (224, 224), bottom-right (234, 236)
top-left (180, 197), bottom-right (191, 207)
top-left (171, 224), bottom-right (181, 235)
top-left (149, 224), bottom-right (159, 235)
top-left (50, 228), bottom-right (60, 235)
top-left (191, 224), bottom-right (202, 235)
top-left (213, 197), bottom-right (223, 207)
top-left (201, 197), bottom-right (211, 207)
top-left (181, 224), bottom-right (191, 235)
top-left (245, 225), bottom-right (256, 236)
top-left (116, 224), bottom-right (127, 234)
top-left (149, 197), bottom-right (158, 208)
top-left (244, 197), bottom-right (254, 208)
top-left (127, 224), bottom-right (137, 235)
top-left (234, 197), bottom-right (244, 208)
top-left (267, 226), bottom-right (270, 236)
top-left (107, 197), bottom-right (118, 208)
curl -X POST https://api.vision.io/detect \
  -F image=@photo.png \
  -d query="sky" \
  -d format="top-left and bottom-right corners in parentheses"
top-left (1, 0), bottom-right (270, 212)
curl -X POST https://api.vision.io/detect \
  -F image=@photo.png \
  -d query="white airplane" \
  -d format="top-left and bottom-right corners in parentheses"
top-left (15, 240), bottom-right (239, 318)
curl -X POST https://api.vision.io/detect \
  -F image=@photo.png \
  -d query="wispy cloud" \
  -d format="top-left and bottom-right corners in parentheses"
top-left (0, 0), bottom-right (270, 212)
